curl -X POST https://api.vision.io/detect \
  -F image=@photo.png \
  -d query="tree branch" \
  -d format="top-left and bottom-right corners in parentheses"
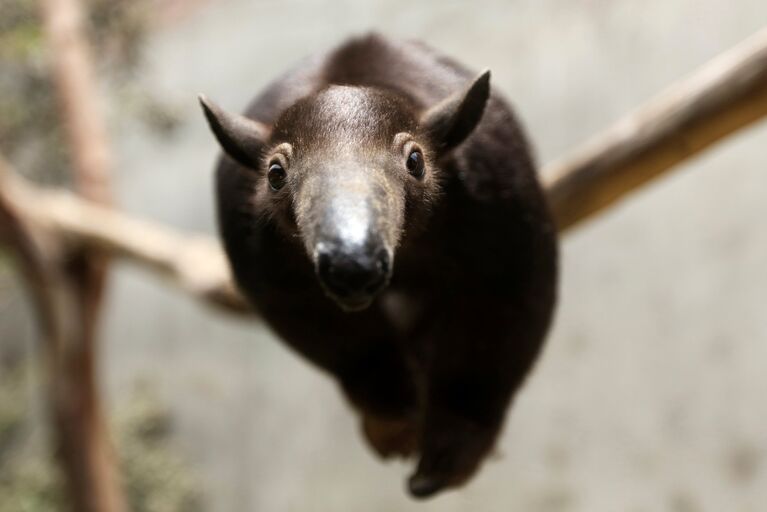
top-left (0, 160), bottom-right (119, 512)
top-left (544, 26), bottom-right (767, 230)
top-left (43, 0), bottom-right (112, 203)
top-left (38, 0), bottom-right (122, 510)
top-left (0, 159), bottom-right (249, 315)
top-left (0, 159), bottom-right (61, 335)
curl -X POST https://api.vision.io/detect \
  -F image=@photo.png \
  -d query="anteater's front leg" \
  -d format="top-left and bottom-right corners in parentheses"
top-left (261, 296), bottom-right (420, 458)
top-left (408, 297), bottom-right (547, 498)
top-left (334, 335), bottom-right (421, 459)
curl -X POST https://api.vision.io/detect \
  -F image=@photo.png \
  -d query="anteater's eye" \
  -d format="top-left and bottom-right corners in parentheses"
top-left (267, 163), bottom-right (287, 191)
top-left (406, 150), bottom-right (425, 179)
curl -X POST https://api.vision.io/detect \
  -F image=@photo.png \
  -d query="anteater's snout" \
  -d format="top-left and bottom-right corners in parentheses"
top-left (316, 243), bottom-right (391, 311)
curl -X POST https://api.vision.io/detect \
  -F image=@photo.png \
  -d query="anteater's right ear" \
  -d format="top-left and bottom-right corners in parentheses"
top-left (420, 70), bottom-right (491, 152)
top-left (199, 94), bottom-right (269, 169)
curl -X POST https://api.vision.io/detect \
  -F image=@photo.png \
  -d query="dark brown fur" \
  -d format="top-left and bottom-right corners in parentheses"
top-left (205, 33), bottom-right (558, 498)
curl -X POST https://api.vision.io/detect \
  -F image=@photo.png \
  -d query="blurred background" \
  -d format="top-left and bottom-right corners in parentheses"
top-left (1, 0), bottom-right (766, 510)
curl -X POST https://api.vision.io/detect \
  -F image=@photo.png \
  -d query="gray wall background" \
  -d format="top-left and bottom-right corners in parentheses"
top-left (20, 1), bottom-right (767, 510)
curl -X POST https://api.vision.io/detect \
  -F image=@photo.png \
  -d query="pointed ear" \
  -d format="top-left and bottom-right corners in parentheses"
top-left (199, 94), bottom-right (269, 169)
top-left (420, 70), bottom-right (491, 151)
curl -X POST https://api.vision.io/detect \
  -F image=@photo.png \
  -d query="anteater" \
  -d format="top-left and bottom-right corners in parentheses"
top-left (200, 33), bottom-right (558, 499)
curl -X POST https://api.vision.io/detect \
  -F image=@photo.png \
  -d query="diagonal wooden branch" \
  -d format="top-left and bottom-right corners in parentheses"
top-left (2, 26), bottom-right (767, 320)
top-left (544, 26), bottom-right (767, 230)
top-left (0, 160), bottom-right (249, 315)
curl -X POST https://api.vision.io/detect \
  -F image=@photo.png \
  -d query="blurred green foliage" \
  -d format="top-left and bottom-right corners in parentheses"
top-left (0, 1), bottom-right (198, 509)
top-left (0, 0), bottom-right (181, 183)
top-left (117, 385), bottom-right (203, 512)
top-left (0, 0), bottom-right (63, 183)
top-left (0, 368), bottom-right (202, 512)
top-left (0, 365), bottom-right (27, 463)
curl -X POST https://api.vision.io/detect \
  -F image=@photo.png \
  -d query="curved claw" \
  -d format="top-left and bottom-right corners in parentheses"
top-left (407, 473), bottom-right (447, 499)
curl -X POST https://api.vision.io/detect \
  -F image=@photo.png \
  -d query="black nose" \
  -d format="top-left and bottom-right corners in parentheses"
top-left (316, 245), bottom-right (391, 300)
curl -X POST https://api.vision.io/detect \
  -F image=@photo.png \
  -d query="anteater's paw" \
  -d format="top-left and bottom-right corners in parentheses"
top-left (406, 417), bottom-right (495, 499)
top-left (361, 414), bottom-right (418, 459)
top-left (407, 465), bottom-right (473, 499)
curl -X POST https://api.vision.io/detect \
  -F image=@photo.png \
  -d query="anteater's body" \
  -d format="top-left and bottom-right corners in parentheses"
top-left (204, 33), bottom-right (557, 498)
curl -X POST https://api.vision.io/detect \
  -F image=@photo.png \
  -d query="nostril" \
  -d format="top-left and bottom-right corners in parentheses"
top-left (317, 250), bottom-right (351, 296)
top-left (363, 249), bottom-right (391, 293)
top-left (376, 248), bottom-right (391, 276)
top-left (315, 246), bottom-right (391, 297)
top-left (317, 250), bottom-right (334, 283)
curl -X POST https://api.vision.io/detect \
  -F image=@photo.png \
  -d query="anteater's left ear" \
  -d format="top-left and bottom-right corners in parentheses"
top-left (420, 69), bottom-right (491, 151)
top-left (199, 94), bottom-right (269, 169)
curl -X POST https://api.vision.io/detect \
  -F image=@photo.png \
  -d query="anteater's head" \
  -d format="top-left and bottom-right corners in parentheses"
top-left (200, 71), bottom-right (490, 311)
